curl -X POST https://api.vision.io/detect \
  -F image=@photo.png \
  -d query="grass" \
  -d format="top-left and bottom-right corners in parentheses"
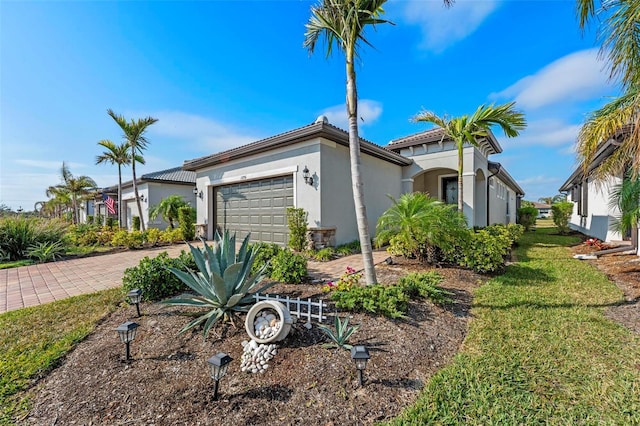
top-left (0, 288), bottom-right (123, 424)
top-left (390, 227), bottom-right (640, 425)
top-left (0, 260), bottom-right (33, 270)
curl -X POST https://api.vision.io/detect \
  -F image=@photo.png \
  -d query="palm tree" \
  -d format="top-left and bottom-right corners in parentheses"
top-left (47, 162), bottom-right (97, 224)
top-left (304, 0), bottom-right (393, 285)
top-left (148, 195), bottom-right (190, 229)
top-left (107, 109), bottom-right (158, 232)
top-left (608, 172), bottom-right (640, 243)
top-left (575, 1), bottom-right (640, 178)
top-left (413, 102), bottom-right (526, 213)
top-left (95, 139), bottom-right (145, 228)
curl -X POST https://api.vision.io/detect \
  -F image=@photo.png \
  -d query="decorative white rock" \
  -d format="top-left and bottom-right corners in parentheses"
top-left (240, 339), bottom-right (278, 374)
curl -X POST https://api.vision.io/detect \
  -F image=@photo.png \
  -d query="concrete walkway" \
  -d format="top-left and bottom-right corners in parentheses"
top-left (0, 244), bottom-right (391, 314)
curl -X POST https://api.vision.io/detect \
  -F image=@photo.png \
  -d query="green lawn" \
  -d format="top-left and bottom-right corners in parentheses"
top-left (391, 228), bottom-right (640, 425)
top-left (0, 288), bottom-right (123, 424)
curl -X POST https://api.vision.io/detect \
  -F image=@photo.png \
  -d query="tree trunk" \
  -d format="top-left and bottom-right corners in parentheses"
top-left (457, 140), bottom-right (464, 213)
top-left (346, 48), bottom-right (377, 285)
top-left (118, 164), bottom-right (123, 229)
top-left (131, 148), bottom-right (146, 232)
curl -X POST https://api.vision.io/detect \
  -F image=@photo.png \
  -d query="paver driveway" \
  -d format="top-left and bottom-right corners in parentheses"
top-left (0, 244), bottom-right (391, 314)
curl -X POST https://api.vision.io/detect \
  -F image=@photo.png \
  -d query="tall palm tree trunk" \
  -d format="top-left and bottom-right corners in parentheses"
top-left (117, 164), bottom-right (123, 228)
top-left (346, 49), bottom-right (377, 285)
top-left (131, 152), bottom-right (146, 232)
top-left (457, 141), bottom-right (464, 212)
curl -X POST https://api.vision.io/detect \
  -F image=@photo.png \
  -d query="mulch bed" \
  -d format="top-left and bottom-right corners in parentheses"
top-left (23, 258), bottom-right (484, 426)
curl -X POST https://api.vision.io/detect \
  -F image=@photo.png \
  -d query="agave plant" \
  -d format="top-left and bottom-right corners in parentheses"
top-left (162, 230), bottom-right (275, 338)
top-left (317, 316), bottom-right (360, 351)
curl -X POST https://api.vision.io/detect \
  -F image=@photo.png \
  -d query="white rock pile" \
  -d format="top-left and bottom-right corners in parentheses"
top-left (253, 310), bottom-right (282, 340)
top-left (240, 339), bottom-right (277, 374)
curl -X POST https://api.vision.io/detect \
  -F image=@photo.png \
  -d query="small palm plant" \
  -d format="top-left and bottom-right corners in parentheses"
top-left (317, 316), bottom-right (360, 350)
top-left (162, 230), bottom-right (275, 338)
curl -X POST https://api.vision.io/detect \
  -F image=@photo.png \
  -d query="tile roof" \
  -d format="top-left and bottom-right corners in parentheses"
top-left (387, 127), bottom-right (503, 155)
top-left (100, 166), bottom-right (195, 192)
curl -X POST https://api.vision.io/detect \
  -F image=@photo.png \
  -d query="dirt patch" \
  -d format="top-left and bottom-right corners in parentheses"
top-left (23, 257), bottom-right (484, 426)
top-left (570, 242), bottom-right (640, 334)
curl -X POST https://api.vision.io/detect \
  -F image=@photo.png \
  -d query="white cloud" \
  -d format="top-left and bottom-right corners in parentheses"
top-left (504, 119), bottom-right (581, 147)
top-left (147, 111), bottom-right (261, 152)
top-left (491, 49), bottom-right (611, 109)
top-left (319, 99), bottom-right (383, 131)
top-left (400, 0), bottom-right (499, 53)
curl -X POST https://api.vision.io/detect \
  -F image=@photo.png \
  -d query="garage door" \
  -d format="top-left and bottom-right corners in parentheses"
top-left (214, 175), bottom-right (294, 245)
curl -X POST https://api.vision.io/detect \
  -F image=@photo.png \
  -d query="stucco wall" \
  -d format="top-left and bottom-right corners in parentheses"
top-left (487, 176), bottom-right (515, 225)
top-left (146, 182), bottom-right (197, 230)
top-left (566, 176), bottom-right (623, 241)
top-left (319, 140), bottom-right (403, 245)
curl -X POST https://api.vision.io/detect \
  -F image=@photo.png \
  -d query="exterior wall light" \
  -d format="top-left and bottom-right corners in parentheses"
top-left (126, 288), bottom-right (143, 317)
top-left (193, 187), bottom-right (203, 199)
top-left (139, 194), bottom-right (146, 202)
top-left (115, 321), bottom-right (140, 362)
top-left (351, 345), bottom-right (370, 386)
top-left (303, 166), bottom-right (314, 186)
top-left (207, 353), bottom-right (233, 400)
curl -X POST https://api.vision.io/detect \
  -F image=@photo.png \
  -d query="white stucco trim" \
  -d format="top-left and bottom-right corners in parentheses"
top-left (401, 178), bottom-right (414, 183)
top-left (209, 166), bottom-right (299, 186)
top-left (462, 172), bottom-right (476, 177)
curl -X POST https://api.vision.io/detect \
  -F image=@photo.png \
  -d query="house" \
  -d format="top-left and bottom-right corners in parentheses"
top-left (96, 167), bottom-right (197, 230)
top-left (559, 133), bottom-right (630, 244)
top-left (532, 202), bottom-right (552, 218)
top-left (183, 117), bottom-right (524, 246)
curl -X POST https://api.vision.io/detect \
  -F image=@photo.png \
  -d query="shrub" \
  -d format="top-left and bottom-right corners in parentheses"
top-left (552, 201), bottom-right (574, 234)
top-left (111, 230), bottom-right (130, 247)
top-left (397, 272), bottom-right (452, 305)
top-left (331, 284), bottom-right (409, 319)
top-left (461, 229), bottom-right (512, 274)
top-left (322, 266), bottom-right (361, 292)
top-left (250, 242), bottom-right (282, 276)
top-left (314, 247), bottom-right (335, 261)
top-left (0, 217), bottom-right (67, 260)
top-left (127, 230), bottom-right (145, 249)
top-left (286, 207), bottom-right (308, 252)
top-left (27, 241), bottom-right (66, 263)
top-left (122, 250), bottom-right (196, 301)
top-left (96, 228), bottom-right (115, 246)
top-left (160, 228), bottom-right (184, 244)
top-left (106, 216), bottom-right (116, 228)
top-left (376, 192), bottom-right (468, 264)
top-left (517, 206), bottom-right (538, 231)
top-left (146, 228), bottom-right (162, 246)
top-left (162, 231), bottom-right (275, 338)
top-left (178, 207), bottom-right (195, 241)
top-left (95, 214), bottom-right (104, 226)
top-left (270, 249), bottom-right (307, 284)
top-left (132, 216), bottom-right (141, 231)
top-left (317, 316), bottom-right (359, 350)
top-left (87, 215), bottom-right (94, 225)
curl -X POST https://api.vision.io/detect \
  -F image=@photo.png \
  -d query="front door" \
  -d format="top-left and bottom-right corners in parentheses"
top-left (442, 176), bottom-right (458, 205)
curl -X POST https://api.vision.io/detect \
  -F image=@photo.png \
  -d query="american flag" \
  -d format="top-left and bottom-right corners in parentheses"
top-left (102, 193), bottom-right (117, 215)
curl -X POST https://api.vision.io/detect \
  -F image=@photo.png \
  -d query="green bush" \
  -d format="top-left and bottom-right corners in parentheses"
top-left (27, 241), bottom-right (66, 263)
top-left (0, 217), bottom-right (67, 260)
top-left (87, 215), bottom-right (94, 225)
top-left (95, 214), bottom-right (104, 226)
top-left (178, 206), bottom-right (195, 241)
top-left (160, 228), bottom-right (184, 244)
top-left (132, 216), bottom-right (141, 231)
top-left (461, 229), bottom-right (512, 274)
top-left (552, 201), bottom-right (574, 234)
top-left (517, 206), bottom-right (538, 231)
top-left (122, 250), bottom-right (196, 301)
top-left (314, 247), bottom-right (335, 261)
top-left (106, 216), bottom-right (116, 228)
top-left (250, 242), bottom-right (282, 276)
top-left (110, 230), bottom-right (130, 247)
top-left (146, 228), bottom-right (162, 246)
top-left (127, 230), bottom-right (145, 249)
top-left (286, 207), bottom-right (308, 252)
top-left (331, 284), bottom-right (409, 319)
top-left (397, 272), bottom-right (452, 305)
top-left (270, 249), bottom-right (307, 284)
top-left (376, 192), bottom-right (468, 264)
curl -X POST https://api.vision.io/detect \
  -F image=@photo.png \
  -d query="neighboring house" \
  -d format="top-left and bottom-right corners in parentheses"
top-left (97, 167), bottom-right (197, 230)
top-left (183, 117), bottom-right (524, 246)
top-left (533, 202), bottom-right (552, 218)
top-left (559, 135), bottom-right (627, 243)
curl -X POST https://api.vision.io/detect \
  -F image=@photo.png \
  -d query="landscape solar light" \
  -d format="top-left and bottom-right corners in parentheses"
top-left (350, 345), bottom-right (370, 386)
top-left (207, 353), bottom-right (233, 400)
top-left (127, 288), bottom-right (143, 317)
top-left (115, 321), bottom-right (140, 362)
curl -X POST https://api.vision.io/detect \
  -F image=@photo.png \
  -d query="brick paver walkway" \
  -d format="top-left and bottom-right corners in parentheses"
top-left (0, 245), bottom-right (391, 314)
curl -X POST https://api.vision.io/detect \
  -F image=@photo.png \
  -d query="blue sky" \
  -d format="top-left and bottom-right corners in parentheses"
top-left (0, 0), bottom-right (619, 211)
